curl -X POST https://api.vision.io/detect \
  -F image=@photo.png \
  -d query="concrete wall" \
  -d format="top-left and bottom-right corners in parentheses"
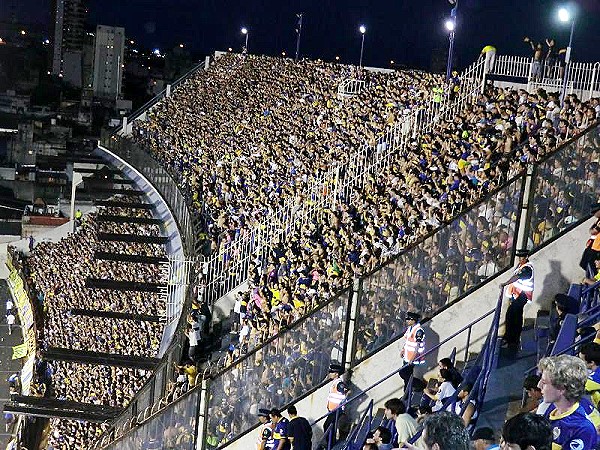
top-left (222, 215), bottom-right (594, 450)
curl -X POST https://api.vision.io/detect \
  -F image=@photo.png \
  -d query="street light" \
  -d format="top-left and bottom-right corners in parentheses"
top-left (241, 27), bottom-right (249, 52)
top-left (358, 25), bottom-right (366, 67)
top-left (70, 171), bottom-right (83, 233)
top-left (558, 7), bottom-right (575, 106)
top-left (445, 18), bottom-right (456, 81)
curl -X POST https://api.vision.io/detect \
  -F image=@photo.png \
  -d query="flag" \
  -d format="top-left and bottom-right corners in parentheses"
top-left (12, 343), bottom-right (28, 359)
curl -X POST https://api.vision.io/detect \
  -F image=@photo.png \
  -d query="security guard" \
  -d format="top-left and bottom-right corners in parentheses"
top-left (323, 364), bottom-right (348, 447)
top-left (399, 311), bottom-right (426, 389)
top-left (256, 408), bottom-right (274, 450)
top-left (500, 249), bottom-right (534, 348)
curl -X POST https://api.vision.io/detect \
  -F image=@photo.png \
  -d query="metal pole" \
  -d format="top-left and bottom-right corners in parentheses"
top-left (245, 33), bottom-right (249, 53)
top-left (295, 13), bottom-right (303, 62)
top-left (446, 30), bottom-right (455, 81)
top-left (359, 33), bottom-right (365, 68)
top-left (560, 19), bottom-right (575, 106)
top-left (70, 172), bottom-right (83, 233)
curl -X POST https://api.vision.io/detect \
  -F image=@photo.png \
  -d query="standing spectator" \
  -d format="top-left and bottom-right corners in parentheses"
top-left (500, 413), bottom-right (552, 450)
top-left (6, 311), bottom-right (15, 335)
top-left (286, 406), bottom-right (312, 450)
top-left (6, 298), bottom-right (13, 313)
top-left (500, 250), bottom-right (534, 349)
top-left (538, 355), bottom-right (597, 449)
top-left (270, 409), bottom-right (290, 450)
top-left (480, 45), bottom-right (497, 74)
top-left (399, 312), bottom-right (425, 390)
top-left (544, 38), bottom-right (557, 78)
top-left (471, 427), bottom-right (499, 450)
top-left (383, 398), bottom-right (417, 447)
top-left (401, 411), bottom-right (469, 450)
top-left (28, 235), bottom-right (34, 252)
top-left (524, 37), bottom-right (544, 81)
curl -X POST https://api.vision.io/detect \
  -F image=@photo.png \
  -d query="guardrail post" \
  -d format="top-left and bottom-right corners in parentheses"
top-left (345, 278), bottom-right (362, 369)
top-left (195, 379), bottom-right (210, 450)
top-left (515, 164), bottom-right (535, 252)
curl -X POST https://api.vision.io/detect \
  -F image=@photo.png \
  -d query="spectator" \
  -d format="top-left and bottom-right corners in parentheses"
top-left (578, 342), bottom-right (600, 409)
top-left (6, 311), bottom-right (15, 335)
top-left (401, 411), bottom-right (469, 450)
top-left (371, 426), bottom-right (393, 450)
top-left (471, 427), bottom-right (499, 450)
top-left (579, 203), bottom-right (600, 274)
top-left (500, 412), bottom-right (552, 450)
top-left (538, 355), bottom-right (597, 449)
top-left (452, 382), bottom-right (478, 431)
top-left (424, 368), bottom-right (456, 412)
top-left (270, 408), bottom-right (290, 450)
top-left (438, 358), bottom-right (463, 388)
top-left (383, 398), bottom-right (417, 447)
top-left (520, 374), bottom-right (548, 414)
top-left (524, 37), bottom-right (544, 82)
top-left (287, 405), bottom-right (312, 450)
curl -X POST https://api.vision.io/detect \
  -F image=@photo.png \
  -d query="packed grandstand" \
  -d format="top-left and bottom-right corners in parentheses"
top-left (5, 46), bottom-right (600, 450)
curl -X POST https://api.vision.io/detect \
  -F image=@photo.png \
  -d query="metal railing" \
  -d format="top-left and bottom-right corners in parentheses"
top-left (337, 79), bottom-right (366, 97)
top-left (490, 55), bottom-right (600, 102)
top-left (200, 57), bottom-right (486, 307)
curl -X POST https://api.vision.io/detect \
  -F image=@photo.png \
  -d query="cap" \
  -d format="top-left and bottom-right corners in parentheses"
top-left (554, 293), bottom-right (573, 308)
top-left (471, 427), bottom-right (495, 441)
top-left (258, 408), bottom-right (270, 418)
top-left (329, 364), bottom-right (343, 374)
top-left (406, 312), bottom-right (421, 321)
top-left (515, 249), bottom-right (529, 257)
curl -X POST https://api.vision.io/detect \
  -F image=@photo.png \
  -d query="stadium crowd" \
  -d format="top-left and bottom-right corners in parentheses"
top-left (134, 53), bottom-right (600, 359)
top-left (13, 197), bottom-right (168, 449)
top-left (127, 52), bottom-right (600, 448)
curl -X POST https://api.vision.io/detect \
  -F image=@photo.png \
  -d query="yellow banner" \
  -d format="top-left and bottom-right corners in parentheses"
top-left (12, 343), bottom-right (28, 360)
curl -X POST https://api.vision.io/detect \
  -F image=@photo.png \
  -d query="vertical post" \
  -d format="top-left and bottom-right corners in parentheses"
top-left (121, 116), bottom-right (128, 134)
top-left (204, 55), bottom-right (210, 70)
top-left (245, 32), bottom-right (249, 52)
top-left (344, 278), bottom-right (362, 370)
top-left (515, 164), bottom-right (535, 253)
top-left (195, 378), bottom-right (210, 450)
top-left (561, 19), bottom-right (575, 106)
top-left (70, 171), bottom-right (83, 233)
top-left (359, 33), bottom-right (365, 68)
top-left (295, 13), bottom-right (303, 62)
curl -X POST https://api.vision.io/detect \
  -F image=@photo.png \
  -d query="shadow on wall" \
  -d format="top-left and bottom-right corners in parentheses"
top-left (540, 259), bottom-right (571, 309)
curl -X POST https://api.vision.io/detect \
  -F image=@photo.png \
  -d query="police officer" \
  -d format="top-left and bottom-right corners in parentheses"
top-left (500, 249), bottom-right (534, 349)
top-left (257, 408), bottom-right (274, 450)
top-left (399, 312), bottom-right (426, 390)
top-left (322, 364), bottom-right (348, 448)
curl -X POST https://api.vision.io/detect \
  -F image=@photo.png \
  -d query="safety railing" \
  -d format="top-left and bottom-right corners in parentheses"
top-left (338, 78), bottom-right (367, 97)
top-left (526, 122), bottom-right (600, 252)
top-left (200, 58), bottom-right (485, 307)
top-left (314, 290), bottom-right (502, 450)
top-left (489, 55), bottom-right (600, 102)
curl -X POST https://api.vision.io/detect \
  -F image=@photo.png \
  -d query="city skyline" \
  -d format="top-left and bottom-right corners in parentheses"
top-left (2, 1), bottom-right (600, 70)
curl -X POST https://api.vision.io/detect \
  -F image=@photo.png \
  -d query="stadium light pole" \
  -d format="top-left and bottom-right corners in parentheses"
top-left (445, 18), bottom-right (456, 81)
top-left (295, 13), bottom-right (303, 62)
top-left (558, 7), bottom-right (575, 106)
top-left (359, 25), bottom-right (366, 68)
top-left (241, 27), bottom-right (249, 52)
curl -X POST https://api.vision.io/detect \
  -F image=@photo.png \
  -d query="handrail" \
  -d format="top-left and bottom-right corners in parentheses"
top-left (525, 333), bottom-right (596, 376)
top-left (310, 303), bottom-right (498, 426)
top-left (581, 279), bottom-right (600, 296)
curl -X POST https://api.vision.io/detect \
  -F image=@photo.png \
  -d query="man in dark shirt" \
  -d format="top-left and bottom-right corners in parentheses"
top-left (286, 405), bottom-right (312, 450)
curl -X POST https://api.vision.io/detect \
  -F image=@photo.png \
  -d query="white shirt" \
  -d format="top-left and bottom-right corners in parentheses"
top-left (6, 300), bottom-right (13, 311)
top-left (6, 314), bottom-right (15, 325)
top-left (433, 381), bottom-right (456, 412)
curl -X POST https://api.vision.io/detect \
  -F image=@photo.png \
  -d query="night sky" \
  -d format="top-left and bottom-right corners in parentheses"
top-left (3, 0), bottom-right (600, 70)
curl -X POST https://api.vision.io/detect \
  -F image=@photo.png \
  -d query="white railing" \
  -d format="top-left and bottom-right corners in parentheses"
top-left (160, 257), bottom-right (195, 326)
top-left (338, 78), bottom-right (366, 97)
top-left (489, 55), bottom-right (600, 102)
top-left (200, 58), bottom-right (488, 306)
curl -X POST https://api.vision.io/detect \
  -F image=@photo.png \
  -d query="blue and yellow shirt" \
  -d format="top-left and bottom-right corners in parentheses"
top-left (586, 369), bottom-right (600, 409)
top-left (544, 402), bottom-right (597, 450)
top-left (273, 418), bottom-right (290, 450)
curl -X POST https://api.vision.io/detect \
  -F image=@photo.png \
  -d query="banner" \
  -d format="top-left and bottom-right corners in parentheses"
top-left (11, 344), bottom-right (28, 360)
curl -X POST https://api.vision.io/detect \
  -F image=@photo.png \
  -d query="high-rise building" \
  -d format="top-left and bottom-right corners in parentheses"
top-left (51, 0), bottom-right (87, 87)
top-left (92, 25), bottom-right (125, 99)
